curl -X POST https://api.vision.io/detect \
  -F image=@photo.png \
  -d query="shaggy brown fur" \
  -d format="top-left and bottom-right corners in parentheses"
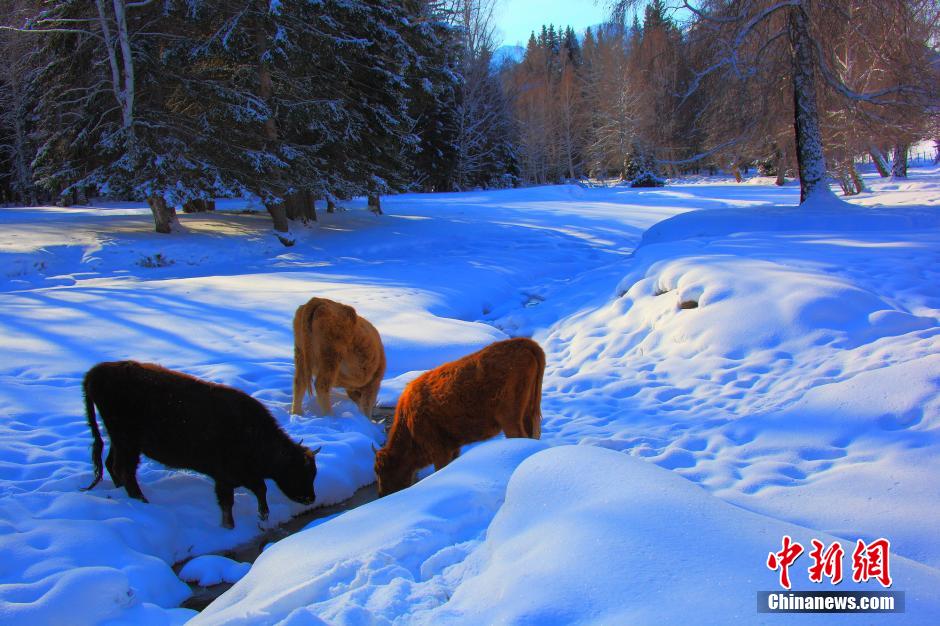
top-left (291, 297), bottom-right (386, 417)
top-left (374, 337), bottom-right (544, 496)
top-left (83, 361), bottom-right (320, 528)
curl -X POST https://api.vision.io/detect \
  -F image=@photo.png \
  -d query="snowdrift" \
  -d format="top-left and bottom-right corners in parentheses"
top-left (539, 189), bottom-right (940, 574)
top-left (195, 442), bottom-right (940, 624)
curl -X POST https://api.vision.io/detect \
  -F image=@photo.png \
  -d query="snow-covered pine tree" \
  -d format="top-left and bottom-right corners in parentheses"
top-left (24, 0), bottom-right (259, 232)
top-left (403, 0), bottom-right (461, 193)
top-left (341, 0), bottom-right (419, 211)
top-left (0, 1), bottom-right (40, 206)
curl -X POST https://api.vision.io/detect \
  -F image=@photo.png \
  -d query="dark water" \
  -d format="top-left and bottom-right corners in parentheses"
top-left (176, 407), bottom-right (393, 611)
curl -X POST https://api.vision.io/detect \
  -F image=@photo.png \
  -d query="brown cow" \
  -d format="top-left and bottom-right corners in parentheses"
top-left (291, 297), bottom-right (386, 418)
top-left (374, 337), bottom-right (544, 496)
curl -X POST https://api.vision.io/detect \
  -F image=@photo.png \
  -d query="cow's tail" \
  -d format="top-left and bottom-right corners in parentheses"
top-left (82, 370), bottom-right (104, 491)
top-left (525, 343), bottom-right (545, 440)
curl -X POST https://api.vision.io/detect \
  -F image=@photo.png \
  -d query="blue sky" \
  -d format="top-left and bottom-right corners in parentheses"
top-left (494, 0), bottom-right (611, 47)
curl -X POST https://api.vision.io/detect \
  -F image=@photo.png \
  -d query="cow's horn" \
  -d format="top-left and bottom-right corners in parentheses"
top-left (299, 438), bottom-right (304, 445)
top-left (311, 446), bottom-right (322, 456)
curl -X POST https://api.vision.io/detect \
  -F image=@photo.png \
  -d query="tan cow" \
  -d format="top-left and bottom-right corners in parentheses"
top-left (291, 297), bottom-right (385, 417)
top-left (374, 337), bottom-right (544, 496)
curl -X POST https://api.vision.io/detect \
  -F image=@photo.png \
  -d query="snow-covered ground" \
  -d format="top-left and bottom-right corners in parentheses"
top-left (1, 169), bottom-right (938, 624)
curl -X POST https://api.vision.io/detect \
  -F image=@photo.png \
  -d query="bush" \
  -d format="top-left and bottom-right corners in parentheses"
top-left (629, 171), bottom-right (666, 188)
top-left (624, 148), bottom-right (665, 187)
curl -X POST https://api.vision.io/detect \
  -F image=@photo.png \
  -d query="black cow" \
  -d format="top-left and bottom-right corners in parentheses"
top-left (82, 360), bottom-right (320, 528)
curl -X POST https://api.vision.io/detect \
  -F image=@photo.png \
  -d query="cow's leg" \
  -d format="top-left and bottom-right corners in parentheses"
top-left (105, 447), bottom-right (124, 487)
top-left (433, 449), bottom-right (460, 472)
top-left (499, 392), bottom-right (529, 439)
top-left (313, 354), bottom-right (339, 416)
top-left (356, 377), bottom-right (382, 419)
top-left (117, 447), bottom-right (148, 503)
top-left (249, 480), bottom-right (269, 521)
top-left (291, 345), bottom-right (307, 415)
top-left (214, 481), bottom-right (236, 529)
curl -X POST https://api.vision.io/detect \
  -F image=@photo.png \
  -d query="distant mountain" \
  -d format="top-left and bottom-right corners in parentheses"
top-left (491, 45), bottom-right (525, 68)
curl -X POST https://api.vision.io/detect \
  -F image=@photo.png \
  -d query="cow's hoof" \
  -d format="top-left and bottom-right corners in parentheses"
top-left (258, 511), bottom-right (269, 522)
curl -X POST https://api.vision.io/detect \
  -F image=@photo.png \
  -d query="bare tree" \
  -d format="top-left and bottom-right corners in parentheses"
top-left (441, 0), bottom-right (516, 189)
top-left (608, 0), bottom-right (939, 203)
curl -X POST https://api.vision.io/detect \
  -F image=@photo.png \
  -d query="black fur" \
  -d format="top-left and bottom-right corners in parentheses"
top-left (82, 360), bottom-right (319, 528)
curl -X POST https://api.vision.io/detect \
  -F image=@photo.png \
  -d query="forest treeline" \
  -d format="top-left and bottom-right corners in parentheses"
top-left (507, 0), bottom-right (939, 195)
top-left (1, 0), bottom-right (938, 238)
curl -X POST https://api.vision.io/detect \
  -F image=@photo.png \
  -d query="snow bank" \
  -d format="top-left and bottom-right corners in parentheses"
top-left (4, 170), bottom-right (940, 623)
top-left (178, 556), bottom-right (251, 587)
top-left (195, 445), bottom-right (940, 624)
top-left (429, 446), bottom-right (940, 624)
top-left (192, 439), bottom-right (549, 625)
top-left (2, 183), bottom-right (696, 623)
top-left (539, 174), bottom-right (940, 573)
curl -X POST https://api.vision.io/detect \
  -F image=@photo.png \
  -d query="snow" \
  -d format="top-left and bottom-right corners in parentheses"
top-left (195, 442), bottom-right (940, 625)
top-left (2, 166), bottom-right (940, 623)
top-left (178, 556), bottom-right (251, 588)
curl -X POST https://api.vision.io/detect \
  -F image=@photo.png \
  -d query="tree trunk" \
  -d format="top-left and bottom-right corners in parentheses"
top-left (254, 23), bottom-right (293, 244)
top-left (775, 149), bottom-right (787, 186)
top-left (265, 202), bottom-right (294, 246)
top-left (849, 162), bottom-right (869, 193)
top-left (182, 199), bottom-right (214, 213)
top-left (304, 193), bottom-right (317, 222)
top-left (869, 145), bottom-right (890, 177)
top-left (326, 198), bottom-right (336, 213)
top-left (284, 190), bottom-right (317, 223)
top-left (148, 195), bottom-right (178, 234)
top-left (367, 192), bottom-right (382, 215)
top-left (8, 71), bottom-right (34, 204)
top-left (836, 168), bottom-right (855, 196)
top-left (111, 0), bottom-right (135, 132)
top-left (787, 3), bottom-right (831, 203)
top-left (891, 143), bottom-right (909, 178)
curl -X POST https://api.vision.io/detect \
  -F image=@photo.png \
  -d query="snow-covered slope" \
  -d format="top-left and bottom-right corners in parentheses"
top-left (195, 441), bottom-right (940, 625)
top-left (539, 182), bottom-right (940, 570)
top-left (0, 183), bottom-right (700, 624)
top-left (2, 169), bottom-right (939, 623)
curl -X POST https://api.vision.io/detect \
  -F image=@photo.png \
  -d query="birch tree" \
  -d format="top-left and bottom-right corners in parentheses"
top-left (609, 0), bottom-right (938, 203)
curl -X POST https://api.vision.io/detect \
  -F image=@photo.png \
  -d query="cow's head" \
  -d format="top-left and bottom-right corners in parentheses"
top-left (277, 444), bottom-right (320, 505)
top-left (373, 445), bottom-right (415, 497)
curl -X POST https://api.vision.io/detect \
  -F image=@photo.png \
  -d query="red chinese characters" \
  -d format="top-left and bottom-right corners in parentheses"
top-left (767, 535), bottom-right (804, 590)
top-left (807, 539), bottom-right (844, 584)
top-left (852, 538), bottom-right (893, 588)
top-left (767, 535), bottom-right (893, 589)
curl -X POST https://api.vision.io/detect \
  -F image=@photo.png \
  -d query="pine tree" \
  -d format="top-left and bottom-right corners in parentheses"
top-left (0, 1), bottom-right (40, 205)
top-left (402, 0), bottom-right (461, 192)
